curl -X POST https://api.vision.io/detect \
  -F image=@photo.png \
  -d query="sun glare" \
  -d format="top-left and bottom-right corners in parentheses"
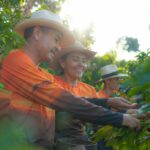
top-left (61, 0), bottom-right (94, 31)
top-left (61, 0), bottom-right (150, 60)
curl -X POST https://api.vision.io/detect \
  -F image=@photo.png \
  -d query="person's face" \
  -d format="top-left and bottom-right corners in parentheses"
top-left (33, 26), bottom-right (62, 62)
top-left (60, 52), bottom-right (87, 80)
top-left (107, 77), bottom-right (120, 91)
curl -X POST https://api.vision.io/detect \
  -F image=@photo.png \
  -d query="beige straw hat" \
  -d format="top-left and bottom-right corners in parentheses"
top-left (98, 64), bottom-right (128, 82)
top-left (14, 10), bottom-right (75, 47)
top-left (50, 41), bottom-right (96, 70)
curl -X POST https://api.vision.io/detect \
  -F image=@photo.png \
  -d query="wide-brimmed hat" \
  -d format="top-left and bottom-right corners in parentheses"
top-left (97, 64), bottom-right (128, 82)
top-left (14, 10), bottom-right (75, 47)
top-left (49, 41), bottom-right (96, 70)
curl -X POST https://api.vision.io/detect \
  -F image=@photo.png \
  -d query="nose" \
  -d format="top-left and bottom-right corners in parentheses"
top-left (52, 43), bottom-right (61, 56)
top-left (78, 60), bottom-right (87, 69)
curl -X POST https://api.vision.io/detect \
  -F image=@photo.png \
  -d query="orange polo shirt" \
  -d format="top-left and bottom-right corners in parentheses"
top-left (54, 76), bottom-right (97, 98)
top-left (97, 90), bottom-right (109, 98)
top-left (54, 75), bottom-right (98, 142)
top-left (0, 50), bottom-right (59, 145)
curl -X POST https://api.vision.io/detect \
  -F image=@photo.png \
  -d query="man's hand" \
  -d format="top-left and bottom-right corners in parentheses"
top-left (122, 114), bottom-right (141, 129)
top-left (130, 103), bottom-right (141, 109)
top-left (107, 97), bottom-right (132, 110)
top-left (127, 109), bottom-right (150, 120)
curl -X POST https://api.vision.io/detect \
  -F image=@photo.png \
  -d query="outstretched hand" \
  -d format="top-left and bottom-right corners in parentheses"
top-left (122, 114), bottom-right (141, 129)
top-left (107, 97), bottom-right (133, 110)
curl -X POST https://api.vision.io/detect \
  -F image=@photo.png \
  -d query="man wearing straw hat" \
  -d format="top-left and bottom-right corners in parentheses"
top-left (97, 64), bottom-right (128, 98)
top-left (0, 10), bottom-right (140, 150)
top-left (96, 64), bottom-right (136, 150)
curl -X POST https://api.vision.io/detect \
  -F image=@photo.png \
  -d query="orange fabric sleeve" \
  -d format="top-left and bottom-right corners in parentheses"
top-left (97, 90), bottom-right (109, 98)
top-left (1, 50), bottom-right (63, 107)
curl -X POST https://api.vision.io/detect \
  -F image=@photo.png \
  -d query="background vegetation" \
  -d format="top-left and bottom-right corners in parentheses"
top-left (0, 0), bottom-right (150, 150)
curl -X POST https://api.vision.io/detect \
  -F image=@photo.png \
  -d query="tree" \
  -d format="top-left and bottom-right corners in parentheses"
top-left (0, 0), bottom-right (24, 60)
top-left (93, 50), bottom-right (150, 150)
top-left (116, 36), bottom-right (140, 52)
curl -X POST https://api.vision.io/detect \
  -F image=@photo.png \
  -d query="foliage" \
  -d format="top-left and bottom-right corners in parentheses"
top-left (0, 83), bottom-right (44, 150)
top-left (0, 0), bottom-right (25, 61)
top-left (116, 36), bottom-right (140, 52)
top-left (0, 119), bottom-right (43, 150)
top-left (93, 50), bottom-right (150, 150)
top-left (93, 122), bottom-right (150, 150)
top-left (126, 57), bottom-right (150, 102)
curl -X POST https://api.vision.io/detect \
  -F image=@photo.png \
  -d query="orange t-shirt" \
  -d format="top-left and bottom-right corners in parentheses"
top-left (0, 50), bottom-right (63, 144)
top-left (54, 76), bottom-right (97, 98)
top-left (54, 75), bottom-right (98, 141)
top-left (97, 90), bottom-right (109, 98)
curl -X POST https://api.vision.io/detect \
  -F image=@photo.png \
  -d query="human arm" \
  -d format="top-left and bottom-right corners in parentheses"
top-left (0, 51), bottom-right (140, 128)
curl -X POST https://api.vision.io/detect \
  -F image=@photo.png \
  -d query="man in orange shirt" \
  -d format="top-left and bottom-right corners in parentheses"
top-left (97, 64), bottom-right (128, 99)
top-left (97, 64), bottom-right (131, 150)
top-left (0, 10), bottom-right (140, 150)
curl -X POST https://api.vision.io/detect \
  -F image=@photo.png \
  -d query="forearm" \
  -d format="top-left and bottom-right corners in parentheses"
top-left (13, 82), bottom-right (123, 127)
top-left (34, 87), bottom-right (123, 127)
top-left (86, 98), bottom-right (110, 109)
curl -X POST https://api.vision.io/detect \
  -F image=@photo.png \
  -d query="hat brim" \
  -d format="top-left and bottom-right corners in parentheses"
top-left (49, 47), bottom-right (96, 71)
top-left (14, 18), bottom-right (75, 48)
top-left (95, 73), bottom-right (128, 83)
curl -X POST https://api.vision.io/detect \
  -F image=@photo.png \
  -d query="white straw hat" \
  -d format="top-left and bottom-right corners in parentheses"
top-left (14, 10), bottom-right (75, 47)
top-left (99, 64), bottom-right (128, 82)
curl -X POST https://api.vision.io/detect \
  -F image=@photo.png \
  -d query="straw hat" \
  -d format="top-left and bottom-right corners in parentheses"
top-left (49, 41), bottom-right (96, 70)
top-left (14, 10), bottom-right (75, 47)
top-left (98, 64), bottom-right (128, 82)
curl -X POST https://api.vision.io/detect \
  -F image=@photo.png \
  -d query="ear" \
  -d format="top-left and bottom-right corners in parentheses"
top-left (33, 26), bottom-right (42, 41)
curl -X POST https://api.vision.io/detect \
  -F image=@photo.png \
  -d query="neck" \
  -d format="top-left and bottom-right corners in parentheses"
top-left (23, 43), bottom-right (41, 66)
top-left (61, 74), bottom-right (78, 87)
top-left (103, 85), bottom-right (113, 96)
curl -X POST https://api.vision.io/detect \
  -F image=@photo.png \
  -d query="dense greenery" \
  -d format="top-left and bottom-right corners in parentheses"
top-left (93, 50), bottom-right (150, 150)
top-left (1, 1), bottom-right (150, 150)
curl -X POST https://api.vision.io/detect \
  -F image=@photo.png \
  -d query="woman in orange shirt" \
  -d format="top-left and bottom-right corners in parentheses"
top-left (97, 64), bottom-right (128, 99)
top-left (96, 64), bottom-right (126, 150)
top-left (51, 41), bottom-right (97, 150)
top-left (50, 42), bottom-right (137, 150)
